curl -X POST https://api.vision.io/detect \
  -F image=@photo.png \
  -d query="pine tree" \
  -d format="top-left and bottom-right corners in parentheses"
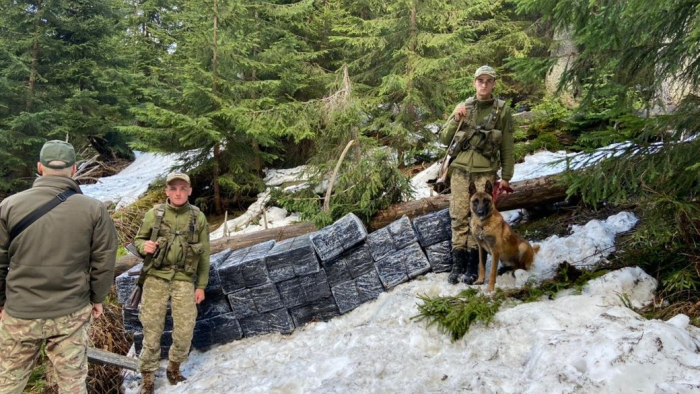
top-left (330, 0), bottom-right (542, 167)
top-left (124, 0), bottom-right (332, 214)
top-left (0, 0), bottom-right (133, 196)
top-left (512, 0), bottom-right (700, 306)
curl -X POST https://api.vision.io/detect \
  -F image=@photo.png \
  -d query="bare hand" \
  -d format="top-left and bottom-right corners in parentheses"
top-left (500, 180), bottom-right (510, 190)
top-left (453, 104), bottom-right (467, 122)
top-left (195, 289), bottom-right (205, 304)
top-left (0, 307), bottom-right (4, 319)
top-left (92, 303), bottom-right (103, 319)
top-left (144, 240), bottom-right (159, 255)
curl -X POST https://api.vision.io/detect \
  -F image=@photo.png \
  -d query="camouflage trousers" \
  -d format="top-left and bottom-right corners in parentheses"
top-left (138, 276), bottom-right (196, 372)
top-left (449, 168), bottom-right (496, 251)
top-left (0, 304), bottom-right (92, 394)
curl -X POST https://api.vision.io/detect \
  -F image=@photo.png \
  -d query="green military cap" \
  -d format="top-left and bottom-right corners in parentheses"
top-left (40, 140), bottom-right (76, 169)
top-left (166, 172), bottom-right (191, 185)
top-left (474, 65), bottom-right (497, 79)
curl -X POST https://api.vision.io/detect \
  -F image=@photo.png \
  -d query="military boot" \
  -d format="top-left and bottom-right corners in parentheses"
top-left (140, 372), bottom-right (155, 394)
top-left (462, 248), bottom-right (480, 285)
top-left (167, 361), bottom-right (187, 385)
top-left (448, 248), bottom-right (468, 284)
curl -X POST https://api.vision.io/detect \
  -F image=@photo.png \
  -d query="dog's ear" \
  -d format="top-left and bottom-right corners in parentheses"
top-left (468, 181), bottom-right (477, 195)
top-left (484, 180), bottom-right (493, 196)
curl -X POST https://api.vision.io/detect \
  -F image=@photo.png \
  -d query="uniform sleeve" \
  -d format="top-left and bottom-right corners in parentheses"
top-left (499, 106), bottom-right (516, 181)
top-left (89, 206), bottom-right (118, 304)
top-left (0, 205), bottom-right (9, 307)
top-left (438, 112), bottom-right (459, 146)
top-left (134, 209), bottom-right (156, 255)
top-left (195, 212), bottom-right (211, 289)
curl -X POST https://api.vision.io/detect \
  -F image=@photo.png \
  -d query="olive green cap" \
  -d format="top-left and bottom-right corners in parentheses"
top-left (40, 140), bottom-right (76, 169)
top-left (166, 172), bottom-right (191, 185)
top-left (474, 65), bottom-right (497, 79)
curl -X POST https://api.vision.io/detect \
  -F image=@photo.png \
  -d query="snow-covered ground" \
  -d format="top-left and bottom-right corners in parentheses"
top-left (81, 146), bottom-right (700, 394)
top-left (121, 266), bottom-right (700, 394)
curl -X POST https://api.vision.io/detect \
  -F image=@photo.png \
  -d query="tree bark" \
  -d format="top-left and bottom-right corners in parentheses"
top-left (114, 174), bottom-right (567, 276)
top-left (370, 174), bottom-right (567, 230)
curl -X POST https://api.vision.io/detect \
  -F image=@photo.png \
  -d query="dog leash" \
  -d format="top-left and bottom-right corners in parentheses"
top-left (492, 180), bottom-right (514, 204)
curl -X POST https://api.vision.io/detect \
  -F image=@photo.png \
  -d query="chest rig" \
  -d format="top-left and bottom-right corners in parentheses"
top-left (152, 203), bottom-right (201, 272)
top-left (447, 97), bottom-right (506, 163)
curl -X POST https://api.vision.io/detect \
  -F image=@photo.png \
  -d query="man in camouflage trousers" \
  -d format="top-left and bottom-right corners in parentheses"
top-left (439, 65), bottom-right (515, 285)
top-left (0, 140), bottom-right (117, 394)
top-left (135, 172), bottom-right (210, 394)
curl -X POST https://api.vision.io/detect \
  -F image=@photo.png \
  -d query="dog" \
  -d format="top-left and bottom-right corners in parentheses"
top-left (469, 180), bottom-right (539, 292)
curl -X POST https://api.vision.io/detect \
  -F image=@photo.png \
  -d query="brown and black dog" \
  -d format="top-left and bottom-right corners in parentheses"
top-left (469, 180), bottom-right (539, 292)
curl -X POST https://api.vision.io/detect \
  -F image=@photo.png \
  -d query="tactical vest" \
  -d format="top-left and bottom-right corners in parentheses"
top-left (447, 97), bottom-right (506, 163)
top-left (150, 204), bottom-right (204, 275)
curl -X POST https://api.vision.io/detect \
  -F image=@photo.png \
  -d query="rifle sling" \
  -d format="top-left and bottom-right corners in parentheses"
top-left (9, 189), bottom-right (77, 244)
top-left (136, 205), bottom-right (166, 287)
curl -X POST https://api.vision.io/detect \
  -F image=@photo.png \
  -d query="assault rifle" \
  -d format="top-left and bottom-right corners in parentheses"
top-left (124, 207), bottom-right (165, 310)
top-left (433, 117), bottom-right (464, 193)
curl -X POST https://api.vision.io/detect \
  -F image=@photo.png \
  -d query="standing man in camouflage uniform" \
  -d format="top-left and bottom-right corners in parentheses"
top-left (0, 140), bottom-right (118, 394)
top-left (439, 65), bottom-right (515, 285)
top-left (135, 172), bottom-right (210, 393)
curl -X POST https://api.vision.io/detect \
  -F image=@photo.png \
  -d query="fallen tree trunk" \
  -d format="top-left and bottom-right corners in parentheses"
top-left (370, 174), bottom-right (568, 230)
top-left (115, 174), bottom-right (567, 276)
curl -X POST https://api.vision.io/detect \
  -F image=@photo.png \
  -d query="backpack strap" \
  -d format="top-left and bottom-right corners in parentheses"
top-left (136, 204), bottom-right (165, 285)
top-left (483, 99), bottom-right (506, 130)
top-left (9, 189), bottom-right (77, 244)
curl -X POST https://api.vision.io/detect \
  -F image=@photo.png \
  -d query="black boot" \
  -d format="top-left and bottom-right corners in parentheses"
top-left (448, 248), bottom-right (468, 284)
top-left (462, 248), bottom-right (479, 285)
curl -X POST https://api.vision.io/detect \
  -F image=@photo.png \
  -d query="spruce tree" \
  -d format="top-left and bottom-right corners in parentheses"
top-left (330, 0), bottom-right (542, 167)
top-left (0, 0), bottom-right (133, 196)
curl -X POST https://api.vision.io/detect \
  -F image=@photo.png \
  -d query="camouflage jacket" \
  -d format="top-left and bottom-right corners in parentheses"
top-left (439, 97), bottom-right (515, 181)
top-left (134, 201), bottom-right (210, 289)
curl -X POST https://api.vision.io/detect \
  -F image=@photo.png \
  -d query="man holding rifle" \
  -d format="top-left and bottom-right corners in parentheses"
top-left (438, 65), bottom-right (515, 285)
top-left (134, 172), bottom-right (210, 393)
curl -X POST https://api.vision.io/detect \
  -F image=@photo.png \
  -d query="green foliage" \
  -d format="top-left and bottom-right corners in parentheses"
top-left (413, 263), bottom-right (617, 341)
top-left (514, 131), bottom-right (562, 161)
top-left (527, 96), bottom-right (573, 134)
top-left (0, 0), bottom-right (135, 195)
top-left (413, 288), bottom-right (502, 341)
top-left (271, 147), bottom-right (412, 227)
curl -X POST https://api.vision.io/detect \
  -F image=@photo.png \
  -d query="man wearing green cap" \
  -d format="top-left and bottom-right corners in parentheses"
top-left (439, 65), bottom-right (515, 285)
top-left (134, 172), bottom-right (210, 393)
top-left (0, 140), bottom-right (117, 393)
